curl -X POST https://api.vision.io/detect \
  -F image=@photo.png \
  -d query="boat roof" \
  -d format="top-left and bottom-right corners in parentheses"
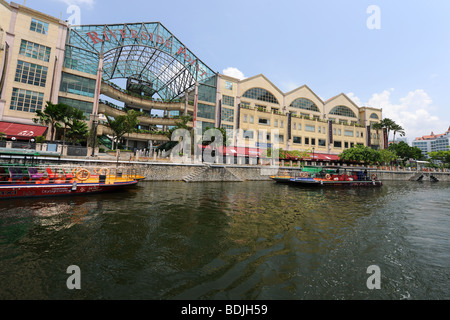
top-left (0, 148), bottom-right (61, 158)
top-left (319, 165), bottom-right (379, 171)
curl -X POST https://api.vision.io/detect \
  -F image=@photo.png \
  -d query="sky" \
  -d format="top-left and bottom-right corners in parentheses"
top-left (19, 0), bottom-right (450, 142)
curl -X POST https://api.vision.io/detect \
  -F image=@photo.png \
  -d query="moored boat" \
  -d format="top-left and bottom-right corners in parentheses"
top-left (289, 166), bottom-right (382, 187)
top-left (0, 165), bottom-right (142, 199)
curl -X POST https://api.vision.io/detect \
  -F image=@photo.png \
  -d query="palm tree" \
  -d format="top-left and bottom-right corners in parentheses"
top-left (67, 118), bottom-right (88, 145)
top-left (106, 115), bottom-right (128, 150)
top-left (123, 109), bottom-right (142, 150)
top-left (380, 118), bottom-right (396, 141)
top-left (33, 101), bottom-right (63, 141)
top-left (392, 123), bottom-right (405, 143)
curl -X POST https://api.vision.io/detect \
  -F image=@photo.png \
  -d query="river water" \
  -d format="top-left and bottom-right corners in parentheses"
top-left (0, 180), bottom-right (448, 300)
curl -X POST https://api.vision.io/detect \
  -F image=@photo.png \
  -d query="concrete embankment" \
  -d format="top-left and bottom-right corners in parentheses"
top-left (2, 157), bottom-right (449, 182)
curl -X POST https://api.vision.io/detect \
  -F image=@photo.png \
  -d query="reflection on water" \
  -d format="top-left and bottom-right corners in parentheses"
top-left (0, 181), bottom-right (449, 300)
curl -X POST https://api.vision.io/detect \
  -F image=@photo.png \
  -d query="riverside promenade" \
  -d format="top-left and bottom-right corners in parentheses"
top-left (2, 149), bottom-right (449, 183)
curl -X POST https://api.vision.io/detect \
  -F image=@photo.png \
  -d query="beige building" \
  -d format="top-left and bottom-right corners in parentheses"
top-left (209, 74), bottom-right (384, 156)
top-left (0, 1), bottom-right (384, 157)
top-left (0, 1), bottom-right (68, 131)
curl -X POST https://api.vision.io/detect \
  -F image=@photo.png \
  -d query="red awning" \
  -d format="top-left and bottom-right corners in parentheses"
top-left (198, 145), bottom-right (264, 157)
top-left (0, 122), bottom-right (47, 140)
top-left (308, 153), bottom-right (341, 161)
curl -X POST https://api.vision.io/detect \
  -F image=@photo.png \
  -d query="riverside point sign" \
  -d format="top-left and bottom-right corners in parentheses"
top-left (82, 23), bottom-right (211, 79)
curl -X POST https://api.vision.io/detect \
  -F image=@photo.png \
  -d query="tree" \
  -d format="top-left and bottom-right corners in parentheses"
top-left (388, 141), bottom-right (423, 165)
top-left (392, 123), bottom-right (405, 143)
top-left (106, 115), bottom-right (128, 150)
top-left (123, 109), bottom-right (142, 150)
top-left (33, 101), bottom-right (63, 141)
top-left (428, 150), bottom-right (450, 168)
top-left (380, 118), bottom-right (396, 140)
top-left (67, 118), bottom-right (88, 145)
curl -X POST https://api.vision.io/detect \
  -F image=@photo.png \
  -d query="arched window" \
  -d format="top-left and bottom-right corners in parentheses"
top-left (370, 113), bottom-right (379, 119)
top-left (329, 105), bottom-right (357, 118)
top-left (242, 88), bottom-right (279, 104)
top-left (290, 98), bottom-right (320, 112)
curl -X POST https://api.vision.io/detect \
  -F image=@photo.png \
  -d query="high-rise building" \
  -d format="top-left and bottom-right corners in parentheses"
top-left (413, 127), bottom-right (450, 155)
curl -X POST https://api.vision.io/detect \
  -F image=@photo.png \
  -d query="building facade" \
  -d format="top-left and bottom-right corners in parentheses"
top-left (0, 1), bottom-right (384, 156)
top-left (413, 128), bottom-right (450, 155)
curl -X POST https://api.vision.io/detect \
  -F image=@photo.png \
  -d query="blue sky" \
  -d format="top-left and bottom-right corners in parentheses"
top-left (22, 0), bottom-right (450, 141)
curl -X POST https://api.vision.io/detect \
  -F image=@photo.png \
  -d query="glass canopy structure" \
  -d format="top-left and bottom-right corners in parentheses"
top-left (64, 22), bottom-right (216, 101)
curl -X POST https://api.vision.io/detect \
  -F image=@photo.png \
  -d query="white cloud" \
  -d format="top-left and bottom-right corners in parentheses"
top-left (346, 92), bottom-right (362, 107)
top-left (348, 89), bottom-right (448, 141)
top-left (222, 67), bottom-right (245, 80)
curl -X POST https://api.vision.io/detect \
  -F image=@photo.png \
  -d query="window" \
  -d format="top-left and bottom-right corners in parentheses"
top-left (222, 95), bottom-right (235, 107)
top-left (305, 137), bottom-right (310, 145)
top-left (243, 115), bottom-right (248, 123)
top-left (293, 136), bottom-right (302, 144)
top-left (243, 88), bottom-right (279, 104)
top-left (10, 88), bottom-right (44, 113)
top-left (60, 72), bottom-right (96, 97)
top-left (250, 116), bottom-right (254, 124)
top-left (58, 97), bottom-right (93, 117)
top-left (370, 113), bottom-right (379, 119)
top-left (345, 142), bottom-right (349, 148)
top-left (197, 103), bottom-right (216, 120)
top-left (318, 127), bottom-right (321, 133)
top-left (305, 125), bottom-right (315, 132)
top-left (15, 60), bottom-right (48, 87)
top-left (344, 130), bottom-right (354, 137)
top-left (19, 39), bottom-right (51, 62)
top-left (258, 131), bottom-right (271, 141)
top-left (318, 139), bottom-right (326, 147)
top-left (311, 138), bottom-right (316, 146)
top-left (221, 124), bottom-right (234, 138)
top-left (221, 107), bottom-right (234, 122)
top-left (259, 118), bottom-right (270, 125)
top-left (280, 121), bottom-right (284, 128)
top-left (241, 101), bottom-right (250, 109)
top-left (334, 141), bottom-right (342, 148)
top-left (293, 123), bottom-right (296, 130)
top-left (198, 84), bottom-right (216, 103)
top-left (274, 120), bottom-right (278, 127)
top-left (30, 18), bottom-right (49, 35)
top-left (256, 104), bottom-right (267, 112)
top-left (290, 98), bottom-right (320, 112)
top-left (277, 134), bottom-right (284, 143)
top-left (329, 105), bottom-right (357, 118)
top-left (243, 130), bottom-right (254, 139)
top-left (225, 81), bottom-right (233, 90)
top-left (64, 46), bottom-right (99, 75)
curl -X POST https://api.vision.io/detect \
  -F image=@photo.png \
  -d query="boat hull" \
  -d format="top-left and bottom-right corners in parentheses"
top-left (0, 180), bottom-right (139, 199)
top-left (289, 178), bottom-right (382, 187)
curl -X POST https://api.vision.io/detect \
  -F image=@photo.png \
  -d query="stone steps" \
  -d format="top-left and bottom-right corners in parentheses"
top-left (182, 166), bottom-right (209, 182)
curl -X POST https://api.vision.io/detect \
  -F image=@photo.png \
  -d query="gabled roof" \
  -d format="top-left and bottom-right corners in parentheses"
top-left (239, 74), bottom-right (285, 96)
top-left (324, 93), bottom-right (361, 110)
top-left (285, 84), bottom-right (324, 104)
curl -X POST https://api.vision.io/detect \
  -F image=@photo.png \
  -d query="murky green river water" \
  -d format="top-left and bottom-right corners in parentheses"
top-left (0, 180), bottom-right (449, 300)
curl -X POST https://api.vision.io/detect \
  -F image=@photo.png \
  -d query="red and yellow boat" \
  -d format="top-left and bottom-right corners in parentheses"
top-left (0, 165), bottom-right (142, 199)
